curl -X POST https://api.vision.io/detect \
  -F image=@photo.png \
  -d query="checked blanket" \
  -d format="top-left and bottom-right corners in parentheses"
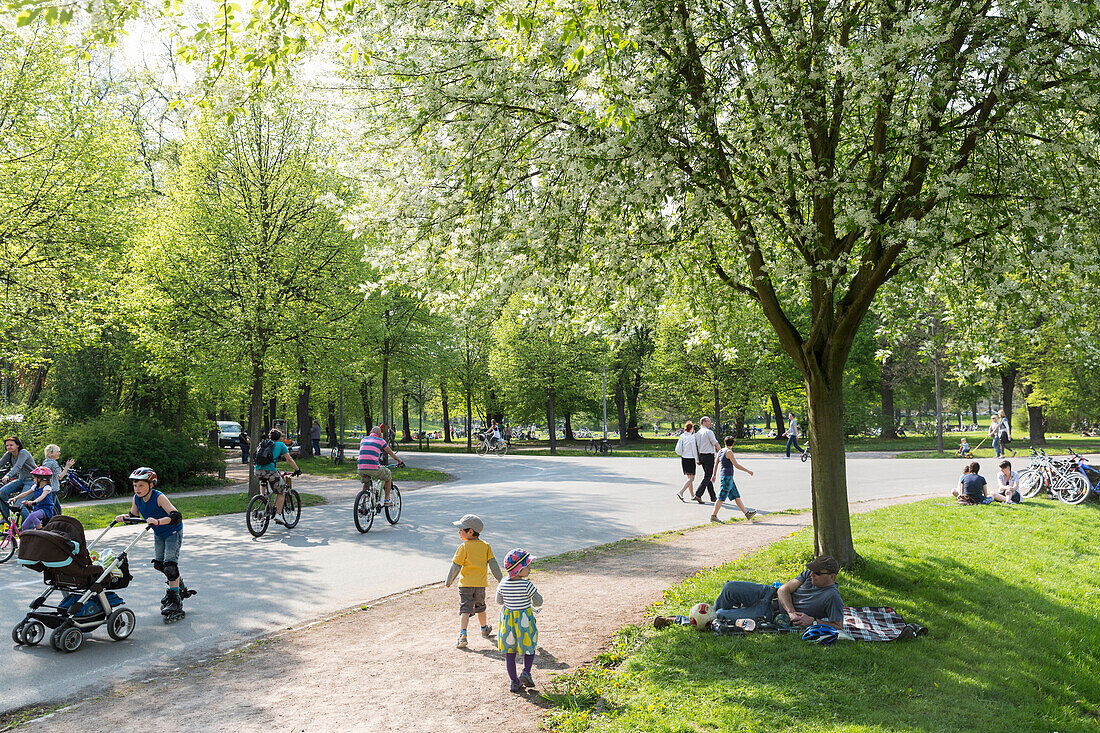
top-left (843, 607), bottom-right (907, 642)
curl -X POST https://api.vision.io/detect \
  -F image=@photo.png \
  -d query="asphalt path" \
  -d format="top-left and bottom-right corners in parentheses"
top-left (0, 453), bottom-right (970, 713)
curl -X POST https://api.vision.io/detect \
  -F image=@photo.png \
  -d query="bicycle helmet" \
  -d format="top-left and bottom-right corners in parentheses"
top-left (30, 465), bottom-right (53, 478)
top-left (503, 548), bottom-right (533, 578)
top-left (801, 624), bottom-right (839, 646)
top-left (129, 467), bottom-right (158, 486)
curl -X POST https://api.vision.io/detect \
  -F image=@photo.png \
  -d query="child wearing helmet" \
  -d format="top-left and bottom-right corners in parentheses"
top-left (12, 465), bottom-right (57, 531)
top-left (496, 548), bottom-right (543, 693)
top-left (114, 467), bottom-right (195, 622)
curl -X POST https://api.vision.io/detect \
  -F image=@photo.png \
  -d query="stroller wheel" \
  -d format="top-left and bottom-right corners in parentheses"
top-left (107, 607), bottom-right (136, 641)
top-left (54, 626), bottom-right (83, 653)
top-left (19, 620), bottom-right (46, 646)
top-left (11, 621), bottom-right (25, 645)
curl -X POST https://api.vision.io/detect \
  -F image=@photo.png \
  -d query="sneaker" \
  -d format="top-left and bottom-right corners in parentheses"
top-left (653, 616), bottom-right (673, 630)
top-left (518, 672), bottom-right (535, 688)
top-left (745, 509), bottom-right (758, 519)
top-left (383, 501), bottom-right (394, 508)
top-left (710, 515), bottom-right (722, 523)
top-left (481, 624), bottom-right (493, 638)
top-left (509, 680), bottom-right (524, 694)
top-left (456, 632), bottom-right (468, 648)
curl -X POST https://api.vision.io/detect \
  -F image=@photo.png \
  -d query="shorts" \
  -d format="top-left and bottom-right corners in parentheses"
top-left (154, 530), bottom-right (183, 563)
top-left (680, 457), bottom-right (696, 476)
top-left (718, 475), bottom-right (740, 501)
top-left (256, 469), bottom-right (285, 493)
top-left (358, 466), bottom-right (391, 484)
top-left (459, 586), bottom-right (486, 615)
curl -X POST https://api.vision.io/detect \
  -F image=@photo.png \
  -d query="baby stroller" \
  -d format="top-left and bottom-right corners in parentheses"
top-left (12, 515), bottom-right (151, 653)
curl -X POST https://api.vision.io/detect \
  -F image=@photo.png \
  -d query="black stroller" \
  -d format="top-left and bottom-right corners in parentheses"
top-left (12, 515), bottom-right (150, 652)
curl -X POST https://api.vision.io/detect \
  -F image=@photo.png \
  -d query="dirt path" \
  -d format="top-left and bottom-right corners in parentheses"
top-left (17, 495), bottom-right (934, 732)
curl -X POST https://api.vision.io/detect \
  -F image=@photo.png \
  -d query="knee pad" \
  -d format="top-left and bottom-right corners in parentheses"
top-left (163, 561), bottom-right (180, 582)
top-left (151, 560), bottom-right (165, 573)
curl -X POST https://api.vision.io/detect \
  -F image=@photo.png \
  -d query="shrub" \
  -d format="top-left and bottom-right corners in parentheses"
top-left (53, 414), bottom-right (224, 488)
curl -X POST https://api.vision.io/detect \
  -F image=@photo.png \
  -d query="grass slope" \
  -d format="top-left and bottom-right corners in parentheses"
top-left (294, 456), bottom-right (450, 483)
top-left (545, 499), bottom-right (1100, 733)
top-left (62, 492), bottom-right (326, 528)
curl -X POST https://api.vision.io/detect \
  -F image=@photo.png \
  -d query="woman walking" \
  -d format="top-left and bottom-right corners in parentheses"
top-left (997, 409), bottom-right (1015, 458)
top-left (674, 422), bottom-right (699, 502)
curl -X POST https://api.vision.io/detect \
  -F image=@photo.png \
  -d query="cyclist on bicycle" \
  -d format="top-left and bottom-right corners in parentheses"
top-left (358, 426), bottom-right (404, 507)
top-left (254, 428), bottom-right (302, 524)
top-left (483, 420), bottom-right (503, 449)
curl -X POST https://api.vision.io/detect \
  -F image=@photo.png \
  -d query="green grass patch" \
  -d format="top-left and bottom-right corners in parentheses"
top-left (62, 492), bottom-right (326, 528)
top-left (293, 456), bottom-right (451, 483)
top-left (544, 498), bottom-right (1100, 733)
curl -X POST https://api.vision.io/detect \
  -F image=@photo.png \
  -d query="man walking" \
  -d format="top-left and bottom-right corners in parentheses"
top-left (785, 413), bottom-right (805, 459)
top-left (693, 416), bottom-right (720, 503)
top-left (311, 419), bottom-right (322, 457)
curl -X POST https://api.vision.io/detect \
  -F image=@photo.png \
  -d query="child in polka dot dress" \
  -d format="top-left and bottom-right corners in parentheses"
top-left (496, 548), bottom-right (543, 693)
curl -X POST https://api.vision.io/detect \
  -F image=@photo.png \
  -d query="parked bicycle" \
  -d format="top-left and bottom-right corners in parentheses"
top-left (1055, 450), bottom-right (1100, 505)
top-left (329, 444), bottom-right (345, 465)
top-left (1018, 449), bottom-right (1073, 499)
top-left (63, 467), bottom-right (115, 501)
top-left (354, 479), bottom-right (401, 533)
top-left (246, 470), bottom-right (302, 537)
top-left (584, 437), bottom-right (614, 456)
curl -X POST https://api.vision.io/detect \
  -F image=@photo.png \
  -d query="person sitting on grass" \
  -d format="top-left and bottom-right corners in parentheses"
top-left (956, 461), bottom-right (1012, 505)
top-left (952, 463), bottom-right (971, 500)
top-left (995, 460), bottom-right (1022, 504)
top-left (653, 555), bottom-right (844, 630)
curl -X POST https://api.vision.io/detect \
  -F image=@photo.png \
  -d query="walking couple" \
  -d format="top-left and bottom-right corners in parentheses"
top-left (674, 418), bottom-right (757, 522)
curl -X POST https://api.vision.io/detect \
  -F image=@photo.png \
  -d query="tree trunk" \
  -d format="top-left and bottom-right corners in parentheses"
top-left (441, 379), bottom-right (452, 442)
top-left (879, 363), bottom-right (897, 439)
top-left (401, 388), bottom-right (412, 442)
top-left (614, 378), bottom-right (628, 440)
top-left (1001, 364), bottom-right (1017, 429)
top-left (971, 402), bottom-right (978, 427)
top-left (563, 412), bottom-right (573, 441)
top-left (359, 379), bottom-right (373, 431)
top-left (805, 377), bottom-right (857, 567)
top-left (25, 365), bottom-right (48, 406)
top-left (770, 392), bottom-right (784, 440)
top-left (326, 401), bottom-right (336, 447)
top-left (546, 385), bottom-right (557, 456)
top-left (381, 350), bottom-right (390, 436)
top-left (765, 409), bottom-right (771, 430)
top-left (248, 362), bottom-right (264, 497)
top-left (267, 397), bottom-right (277, 433)
top-left (296, 380), bottom-right (311, 455)
top-left (1024, 383), bottom-right (1046, 446)
top-left (465, 383), bottom-right (473, 453)
top-left (734, 409), bottom-right (745, 440)
top-left (626, 370), bottom-right (643, 440)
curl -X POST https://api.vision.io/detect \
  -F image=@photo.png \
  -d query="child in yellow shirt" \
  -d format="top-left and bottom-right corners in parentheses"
top-left (445, 513), bottom-right (503, 648)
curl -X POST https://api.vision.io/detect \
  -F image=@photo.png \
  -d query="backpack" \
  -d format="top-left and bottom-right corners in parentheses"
top-left (254, 439), bottom-right (276, 466)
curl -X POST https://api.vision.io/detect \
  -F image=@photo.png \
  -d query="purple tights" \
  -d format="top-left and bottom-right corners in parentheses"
top-left (505, 652), bottom-right (534, 682)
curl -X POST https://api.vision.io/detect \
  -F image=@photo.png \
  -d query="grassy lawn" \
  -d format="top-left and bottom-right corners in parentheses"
top-left (543, 498), bottom-right (1100, 733)
top-left (293, 456), bottom-right (451, 483)
top-left (62, 492), bottom-right (326, 528)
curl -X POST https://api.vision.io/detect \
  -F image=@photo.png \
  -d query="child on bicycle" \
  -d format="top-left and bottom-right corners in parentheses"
top-left (12, 465), bottom-right (57, 531)
top-left (114, 467), bottom-right (195, 621)
top-left (445, 513), bottom-right (503, 648)
top-left (497, 548), bottom-right (543, 693)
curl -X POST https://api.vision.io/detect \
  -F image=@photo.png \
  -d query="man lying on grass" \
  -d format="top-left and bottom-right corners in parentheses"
top-left (654, 555), bottom-right (844, 631)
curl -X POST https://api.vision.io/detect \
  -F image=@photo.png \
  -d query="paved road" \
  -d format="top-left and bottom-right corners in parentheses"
top-left (0, 453), bottom-right (968, 713)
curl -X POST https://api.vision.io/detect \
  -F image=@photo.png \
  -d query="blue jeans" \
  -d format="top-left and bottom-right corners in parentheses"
top-left (312, 439), bottom-right (321, 456)
top-left (992, 434), bottom-right (1002, 457)
top-left (154, 529), bottom-right (183, 563)
top-left (0, 478), bottom-right (33, 520)
top-left (675, 581), bottom-right (778, 625)
top-left (786, 435), bottom-right (803, 457)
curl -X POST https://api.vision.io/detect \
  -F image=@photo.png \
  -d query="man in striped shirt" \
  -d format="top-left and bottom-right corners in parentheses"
top-left (358, 426), bottom-right (405, 506)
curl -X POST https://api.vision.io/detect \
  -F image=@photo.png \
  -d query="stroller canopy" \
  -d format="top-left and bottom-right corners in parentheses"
top-left (18, 515), bottom-right (92, 573)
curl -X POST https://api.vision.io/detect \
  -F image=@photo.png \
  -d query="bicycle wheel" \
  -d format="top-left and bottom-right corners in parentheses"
top-left (1056, 473), bottom-right (1090, 505)
top-left (329, 445), bottom-right (338, 462)
top-left (475, 441), bottom-right (489, 456)
top-left (584, 441), bottom-right (596, 455)
top-left (385, 486), bottom-right (402, 524)
top-left (89, 477), bottom-right (115, 500)
top-left (282, 490), bottom-right (301, 528)
top-left (496, 441), bottom-right (508, 456)
top-left (1018, 469), bottom-right (1042, 499)
top-left (246, 494), bottom-right (270, 537)
top-left (801, 450), bottom-right (810, 463)
top-left (0, 527), bottom-right (16, 564)
top-left (354, 489), bottom-right (376, 533)
top-left (603, 442), bottom-right (613, 456)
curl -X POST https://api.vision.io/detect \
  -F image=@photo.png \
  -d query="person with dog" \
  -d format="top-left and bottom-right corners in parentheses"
top-left (653, 555), bottom-right (845, 630)
top-left (114, 467), bottom-right (196, 621)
